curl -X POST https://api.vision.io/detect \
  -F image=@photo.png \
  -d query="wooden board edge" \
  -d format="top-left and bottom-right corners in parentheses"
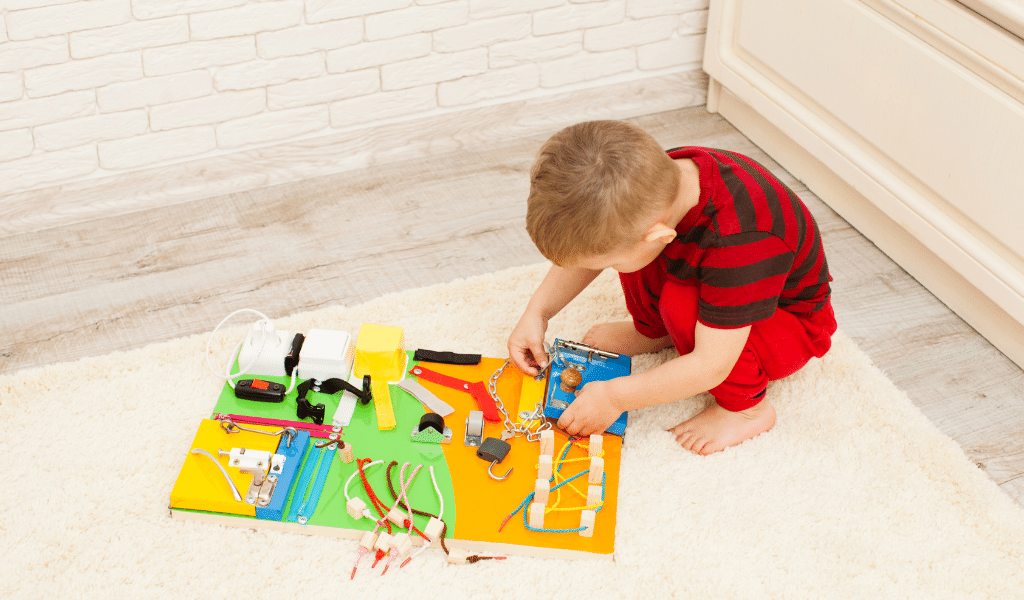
top-left (169, 509), bottom-right (615, 562)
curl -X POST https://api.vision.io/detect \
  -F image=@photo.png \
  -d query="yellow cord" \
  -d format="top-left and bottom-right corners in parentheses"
top-left (540, 439), bottom-right (606, 514)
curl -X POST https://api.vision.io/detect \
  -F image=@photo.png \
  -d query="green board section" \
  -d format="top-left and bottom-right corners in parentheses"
top-left (212, 353), bottom-right (458, 538)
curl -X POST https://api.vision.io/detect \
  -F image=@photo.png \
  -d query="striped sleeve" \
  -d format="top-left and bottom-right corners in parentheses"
top-left (697, 232), bottom-right (794, 327)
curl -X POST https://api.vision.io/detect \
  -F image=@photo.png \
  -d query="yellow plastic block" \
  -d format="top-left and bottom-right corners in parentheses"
top-left (517, 371), bottom-right (547, 424)
top-left (371, 380), bottom-right (396, 430)
top-left (353, 323), bottom-right (405, 381)
top-left (169, 419), bottom-right (281, 516)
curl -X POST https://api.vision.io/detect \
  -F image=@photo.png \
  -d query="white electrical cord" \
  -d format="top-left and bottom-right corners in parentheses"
top-left (205, 308), bottom-right (298, 393)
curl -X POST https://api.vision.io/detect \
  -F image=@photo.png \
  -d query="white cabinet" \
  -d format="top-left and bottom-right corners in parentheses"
top-left (704, 0), bottom-right (1024, 367)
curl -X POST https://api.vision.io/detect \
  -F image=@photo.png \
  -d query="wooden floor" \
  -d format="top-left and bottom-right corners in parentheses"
top-left (3, 103), bottom-right (1023, 507)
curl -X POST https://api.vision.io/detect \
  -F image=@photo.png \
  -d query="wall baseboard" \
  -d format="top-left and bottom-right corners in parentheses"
top-left (713, 85), bottom-right (1024, 370)
top-left (0, 70), bottom-right (707, 238)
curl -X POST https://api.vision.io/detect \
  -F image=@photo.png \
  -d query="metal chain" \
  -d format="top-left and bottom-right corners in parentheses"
top-left (488, 359), bottom-right (552, 442)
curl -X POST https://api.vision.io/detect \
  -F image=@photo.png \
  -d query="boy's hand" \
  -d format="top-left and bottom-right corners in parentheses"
top-left (508, 311), bottom-right (548, 376)
top-left (557, 379), bottom-right (622, 436)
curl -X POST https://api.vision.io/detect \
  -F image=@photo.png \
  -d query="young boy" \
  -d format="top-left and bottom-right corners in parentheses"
top-left (507, 120), bottom-right (837, 455)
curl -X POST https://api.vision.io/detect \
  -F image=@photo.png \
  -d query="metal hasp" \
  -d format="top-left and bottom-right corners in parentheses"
top-left (477, 437), bottom-right (512, 481)
top-left (464, 410), bottom-right (485, 447)
top-left (218, 447), bottom-right (285, 507)
top-left (543, 338), bottom-right (632, 436)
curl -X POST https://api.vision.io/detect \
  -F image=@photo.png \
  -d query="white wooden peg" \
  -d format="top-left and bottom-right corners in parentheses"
top-left (587, 484), bottom-right (602, 507)
top-left (588, 456), bottom-right (604, 485)
top-left (534, 478), bottom-right (550, 505)
top-left (579, 509), bottom-right (596, 537)
top-left (538, 454), bottom-right (553, 480)
top-left (528, 502), bottom-right (545, 529)
top-left (539, 429), bottom-right (554, 456)
top-left (588, 434), bottom-right (603, 457)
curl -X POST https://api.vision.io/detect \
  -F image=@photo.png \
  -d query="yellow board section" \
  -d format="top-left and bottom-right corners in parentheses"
top-left (371, 380), bottom-right (396, 430)
top-left (169, 419), bottom-right (282, 516)
top-left (353, 323), bottom-right (405, 381)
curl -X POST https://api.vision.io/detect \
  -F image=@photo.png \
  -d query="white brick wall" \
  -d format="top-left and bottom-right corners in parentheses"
top-left (0, 72), bottom-right (23, 102)
top-left (0, 35), bottom-right (69, 71)
top-left (34, 109), bottom-right (148, 150)
top-left (143, 38), bottom-right (256, 76)
top-left (150, 89), bottom-right (265, 131)
top-left (25, 51), bottom-right (142, 97)
top-left (70, 17), bottom-right (189, 59)
top-left (6, 0), bottom-right (131, 40)
top-left (96, 70), bottom-right (211, 112)
top-left (189, 1), bottom-right (303, 40)
top-left (0, 128), bottom-right (34, 161)
top-left (0, 0), bottom-right (709, 194)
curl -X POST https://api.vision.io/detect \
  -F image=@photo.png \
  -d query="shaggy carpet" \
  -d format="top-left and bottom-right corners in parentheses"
top-left (3, 263), bottom-right (1023, 600)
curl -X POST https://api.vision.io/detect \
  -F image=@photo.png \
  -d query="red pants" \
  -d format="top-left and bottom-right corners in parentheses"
top-left (620, 261), bottom-right (837, 411)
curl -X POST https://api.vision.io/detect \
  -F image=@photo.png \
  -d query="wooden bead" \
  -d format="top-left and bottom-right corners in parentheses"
top-left (424, 517), bottom-right (444, 541)
top-left (337, 441), bottom-right (354, 463)
top-left (386, 507), bottom-right (408, 527)
top-left (390, 532), bottom-right (413, 556)
top-left (346, 496), bottom-right (367, 519)
top-left (359, 530), bottom-right (378, 550)
top-left (559, 366), bottom-right (583, 393)
top-left (373, 532), bottom-right (393, 552)
top-left (447, 548), bottom-right (470, 564)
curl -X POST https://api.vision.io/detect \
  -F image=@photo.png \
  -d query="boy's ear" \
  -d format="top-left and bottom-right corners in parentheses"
top-left (643, 222), bottom-right (676, 244)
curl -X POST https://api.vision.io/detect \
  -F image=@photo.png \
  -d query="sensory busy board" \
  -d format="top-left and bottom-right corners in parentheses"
top-left (170, 322), bottom-right (631, 565)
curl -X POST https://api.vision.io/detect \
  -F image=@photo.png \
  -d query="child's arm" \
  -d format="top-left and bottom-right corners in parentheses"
top-left (557, 323), bottom-right (752, 435)
top-left (508, 264), bottom-right (602, 376)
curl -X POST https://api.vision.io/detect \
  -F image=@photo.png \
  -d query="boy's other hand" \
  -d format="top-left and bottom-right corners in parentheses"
top-left (508, 311), bottom-right (548, 376)
top-left (557, 379), bottom-right (622, 436)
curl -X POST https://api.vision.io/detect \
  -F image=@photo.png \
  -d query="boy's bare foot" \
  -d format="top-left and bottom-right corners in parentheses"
top-left (581, 321), bottom-right (673, 356)
top-left (668, 399), bottom-right (776, 455)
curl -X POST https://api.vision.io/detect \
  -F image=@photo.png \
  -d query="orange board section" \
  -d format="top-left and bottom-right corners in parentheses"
top-left (421, 359), bottom-right (619, 556)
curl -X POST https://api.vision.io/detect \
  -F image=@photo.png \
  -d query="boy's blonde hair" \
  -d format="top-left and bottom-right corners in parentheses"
top-left (526, 120), bottom-right (679, 266)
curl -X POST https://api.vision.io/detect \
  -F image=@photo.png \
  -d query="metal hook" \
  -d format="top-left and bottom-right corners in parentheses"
top-left (487, 460), bottom-right (512, 481)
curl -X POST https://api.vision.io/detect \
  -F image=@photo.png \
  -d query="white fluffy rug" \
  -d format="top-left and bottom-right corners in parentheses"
top-left (4, 263), bottom-right (1024, 600)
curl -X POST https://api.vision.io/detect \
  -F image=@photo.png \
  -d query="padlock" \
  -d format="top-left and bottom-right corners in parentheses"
top-left (477, 437), bottom-right (513, 481)
top-left (476, 437), bottom-right (511, 463)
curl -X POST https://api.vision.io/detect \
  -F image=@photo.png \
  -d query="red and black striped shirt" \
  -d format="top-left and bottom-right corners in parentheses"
top-left (663, 147), bottom-right (831, 328)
